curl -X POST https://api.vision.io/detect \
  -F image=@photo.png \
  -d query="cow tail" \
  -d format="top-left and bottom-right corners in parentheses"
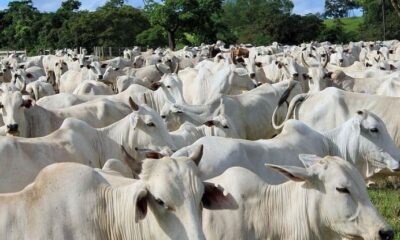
top-left (272, 89), bottom-right (308, 130)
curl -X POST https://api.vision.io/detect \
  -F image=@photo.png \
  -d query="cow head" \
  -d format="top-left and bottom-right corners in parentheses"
top-left (268, 155), bottom-right (393, 240)
top-left (135, 145), bottom-right (236, 239)
top-left (0, 91), bottom-right (32, 137)
top-left (301, 52), bottom-right (331, 93)
top-left (83, 61), bottom-right (107, 80)
top-left (346, 110), bottom-right (400, 177)
top-left (127, 98), bottom-right (177, 160)
top-left (202, 99), bottom-right (239, 138)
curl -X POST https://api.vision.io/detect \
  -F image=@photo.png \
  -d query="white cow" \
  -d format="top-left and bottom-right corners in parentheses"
top-left (0, 91), bottom-right (132, 137)
top-left (73, 80), bottom-right (114, 95)
top-left (0, 99), bottom-right (176, 192)
top-left (203, 156), bottom-right (393, 240)
top-left (42, 55), bottom-right (68, 89)
top-left (0, 150), bottom-right (233, 239)
top-left (174, 111), bottom-right (400, 183)
top-left (26, 77), bottom-right (55, 100)
top-left (59, 61), bottom-right (109, 93)
top-left (163, 80), bottom-right (302, 139)
top-left (276, 87), bottom-right (400, 149)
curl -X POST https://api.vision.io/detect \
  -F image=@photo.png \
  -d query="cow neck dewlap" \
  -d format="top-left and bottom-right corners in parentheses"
top-left (98, 184), bottom-right (154, 240)
top-left (254, 182), bottom-right (326, 240)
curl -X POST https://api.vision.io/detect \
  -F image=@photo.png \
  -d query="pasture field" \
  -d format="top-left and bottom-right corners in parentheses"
top-left (369, 188), bottom-right (400, 239)
top-left (324, 17), bottom-right (364, 33)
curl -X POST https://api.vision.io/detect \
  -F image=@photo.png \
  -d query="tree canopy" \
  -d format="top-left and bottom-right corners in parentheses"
top-left (0, 0), bottom-right (397, 54)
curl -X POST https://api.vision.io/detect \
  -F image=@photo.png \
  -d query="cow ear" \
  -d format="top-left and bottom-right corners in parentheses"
top-left (21, 99), bottom-right (33, 108)
top-left (55, 62), bottom-right (59, 66)
top-left (115, 67), bottom-right (119, 71)
top-left (265, 164), bottom-right (312, 182)
top-left (145, 151), bottom-right (164, 159)
top-left (135, 189), bottom-right (148, 223)
top-left (129, 97), bottom-right (139, 111)
top-left (390, 64), bottom-right (397, 71)
top-left (189, 144), bottom-right (203, 166)
top-left (203, 120), bottom-right (215, 127)
top-left (324, 72), bottom-right (333, 78)
top-left (101, 63), bottom-right (108, 68)
top-left (86, 65), bottom-right (91, 69)
top-left (26, 73), bottom-right (33, 79)
top-left (202, 182), bottom-right (237, 210)
top-left (298, 154), bottom-right (321, 168)
top-left (19, 65), bottom-right (25, 69)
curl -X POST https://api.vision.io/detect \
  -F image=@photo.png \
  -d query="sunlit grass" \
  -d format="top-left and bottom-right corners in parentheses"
top-left (368, 188), bottom-right (400, 240)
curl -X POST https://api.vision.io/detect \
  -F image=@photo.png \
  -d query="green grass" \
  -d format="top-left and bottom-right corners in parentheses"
top-left (368, 188), bottom-right (400, 240)
top-left (324, 17), bottom-right (364, 33)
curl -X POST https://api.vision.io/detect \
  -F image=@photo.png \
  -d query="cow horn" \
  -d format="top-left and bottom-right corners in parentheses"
top-left (174, 62), bottom-right (179, 73)
top-left (129, 97), bottom-right (139, 111)
top-left (155, 63), bottom-right (163, 75)
top-left (301, 53), bottom-right (310, 69)
top-left (189, 144), bottom-right (203, 166)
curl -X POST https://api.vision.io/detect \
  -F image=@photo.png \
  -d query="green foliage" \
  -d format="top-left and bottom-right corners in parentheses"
top-left (143, 0), bottom-right (223, 49)
top-left (0, 0), bottom-right (149, 54)
top-left (357, 0), bottom-right (400, 40)
top-left (219, 0), bottom-right (323, 45)
top-left (324, 0), bottom-right (360, 18)
top-left (320, 17), bottom-right (363, 43)
top-left (136, 25), bottom-right (168, 48)
top-left (368, 188), bottom-right (400, 240)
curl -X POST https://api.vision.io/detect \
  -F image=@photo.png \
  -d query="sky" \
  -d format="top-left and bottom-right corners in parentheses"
top-left (0, 0), bottom-right (361, 16)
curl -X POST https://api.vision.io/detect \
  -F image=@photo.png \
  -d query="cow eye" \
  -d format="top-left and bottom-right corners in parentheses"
top-left (223, 125), bottom-right (229, 129)
top-left (336, 187), bottom-right (350, 194)
top-left (146, 122), bottom-right (156, 127)
top-left (166, 85), bottom-right (171, 89)
top-left (0, 103), bottom-right (3, 108)
top-left (370, 128), bottom-right (379, 133)
top-left (155, 198), bottom-right (165, 206)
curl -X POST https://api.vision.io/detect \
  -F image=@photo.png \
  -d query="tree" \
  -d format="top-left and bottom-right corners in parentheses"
top-left (144, 0), bottom-right (223, 50)
top-left (390, 0), bottom-right (400, 17)
top-left (324, 0), bottom-right (360, 18)
top-left (60, 0), bottom-right (81, 12)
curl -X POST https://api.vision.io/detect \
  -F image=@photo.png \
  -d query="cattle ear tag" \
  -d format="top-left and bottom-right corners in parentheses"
top-left (298, 154), bottom-right (321, 168)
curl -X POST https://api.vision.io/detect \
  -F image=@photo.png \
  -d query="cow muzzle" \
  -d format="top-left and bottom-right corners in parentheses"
top-left (98, 75), bottom-right (103, 80)
top-left (250, 73), bottom-right (256, 79)
top-left (379, 228), bottom-right (394, 240)
top-left (6, 124), bottom-right (19, 135)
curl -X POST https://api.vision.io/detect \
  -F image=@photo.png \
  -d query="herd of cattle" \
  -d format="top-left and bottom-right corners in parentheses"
top-left (0, 39), bottom-right (400, 239)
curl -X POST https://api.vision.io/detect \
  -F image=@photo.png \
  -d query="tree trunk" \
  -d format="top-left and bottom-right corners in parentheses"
top-left (167, 31), bottom-right (176, 51)
top-left (391, 0), bottom-right (400, 17)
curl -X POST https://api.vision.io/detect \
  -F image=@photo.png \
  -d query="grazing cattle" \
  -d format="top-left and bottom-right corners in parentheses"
top-left (73, 80), bottom-right (114, 95)
top-left (11, 66), bottom-right (46, 90)
top-left (26, 78), bottom-right (55, 100)
top-left (0, 99), bottom-right (176, 192)
top-left (42, 55), bottom-right (68, 88)
top-left (203, 156), bottom-right (393, 240)
top-left (59, 61), bottom-right (109, 93)
top-left (169, 103), bottom-right (240, 148)
top-left (174, 111), bottom-right (400, 182)
top-left (276, 87), bottom-right (400, 150)
top-left (0, 91), bottom-right (132, 137)
top-left (0, 148), bottom-right (233, 239)
top-left (178, 64), bottom-right (256, 105)
top-left (163, 80), bottom-right (302, 140)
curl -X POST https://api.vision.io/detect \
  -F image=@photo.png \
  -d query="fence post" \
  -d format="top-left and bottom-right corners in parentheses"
top-left (109, 47), bottom-right (112, 58)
